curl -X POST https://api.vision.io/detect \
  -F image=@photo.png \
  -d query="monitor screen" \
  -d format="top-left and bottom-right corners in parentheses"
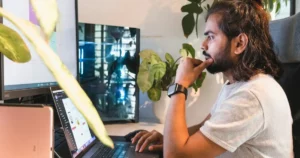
top-left (1, 0), bottom-right (77, 99)
top-left (52, 89), bottom-right (95, 158)
top-left (78, 23), bottom-right (140, 122)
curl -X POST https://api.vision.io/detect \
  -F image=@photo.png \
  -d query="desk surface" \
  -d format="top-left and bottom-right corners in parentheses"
top-left (105, 122), bottom-right (164, 136)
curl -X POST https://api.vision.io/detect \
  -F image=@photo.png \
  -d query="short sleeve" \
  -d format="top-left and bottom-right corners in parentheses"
top-left (200, 89), bottom-right (264, 152)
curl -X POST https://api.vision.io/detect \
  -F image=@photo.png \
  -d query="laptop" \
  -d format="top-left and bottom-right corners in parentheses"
top-left (0, 104), bottom-right (54, 158)
top-left (51, 88), bottom-right (160, 158)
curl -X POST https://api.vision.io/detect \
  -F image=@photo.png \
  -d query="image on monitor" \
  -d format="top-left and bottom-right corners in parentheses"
top-left (78, 23), bottom-right (140, 122)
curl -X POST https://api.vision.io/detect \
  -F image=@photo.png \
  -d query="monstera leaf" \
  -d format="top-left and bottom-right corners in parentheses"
top-left (0, 0), bottom-right (113, 148)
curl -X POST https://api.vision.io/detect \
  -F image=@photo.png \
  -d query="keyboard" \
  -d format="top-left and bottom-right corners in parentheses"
top-left (54, 127), bottom-right (66, 149)
top-left (91, 142), bottom-right (130, 158)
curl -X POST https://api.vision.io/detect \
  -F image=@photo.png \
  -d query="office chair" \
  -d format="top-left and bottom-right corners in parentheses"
top-left (269, 12), bottom-right (300, 157)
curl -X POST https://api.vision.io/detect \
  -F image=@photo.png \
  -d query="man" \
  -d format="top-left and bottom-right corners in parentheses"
top-left (132, 0), bottom-right (293, 157)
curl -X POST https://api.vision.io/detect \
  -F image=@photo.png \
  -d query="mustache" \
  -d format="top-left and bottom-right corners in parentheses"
top-left (202, 51), bottom-right (212, 58)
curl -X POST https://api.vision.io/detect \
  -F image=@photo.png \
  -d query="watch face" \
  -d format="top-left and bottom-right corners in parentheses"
top-left (167, 84), bottom-right (176, 96)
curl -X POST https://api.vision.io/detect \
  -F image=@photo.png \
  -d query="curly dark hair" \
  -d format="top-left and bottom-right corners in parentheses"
top-left (206, 0), bottom-right (283, 81)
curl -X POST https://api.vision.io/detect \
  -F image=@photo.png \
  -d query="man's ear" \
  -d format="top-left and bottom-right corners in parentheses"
top-left (232, 33), bottom-right (248, 55)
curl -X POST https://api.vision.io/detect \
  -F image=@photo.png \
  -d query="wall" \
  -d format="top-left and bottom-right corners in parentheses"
top-left (297, 0), bottom-right (300, 13)
top-left (78, 0), bottom-right (224, 126)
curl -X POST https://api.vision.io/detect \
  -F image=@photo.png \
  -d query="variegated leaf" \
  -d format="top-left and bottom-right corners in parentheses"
top-left (30, 0), bottom-right (59, 39)
top-left (0, 24), bottom-right (31, 62)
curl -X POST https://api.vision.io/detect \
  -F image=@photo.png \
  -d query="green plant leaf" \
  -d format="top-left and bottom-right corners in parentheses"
top-left (181, 2), bottom-right (203, 14)
top-left (182, 43), bottom-right (195, 58)
top-left (196, 72), bottom-right (206, 87)
top-left (0, 24), bottom-right (31, 63)
top-left (150, 62), bottom-right (166, 80)
top-left (137, 60), bottom-right (153, 92)
top-left (147, 87), bottom-right (161, 101)
top-left (30, 0), bottom-right (59, 39)
top-left (173, 63), bottom-right (179, 76)
top-left (182, 13), bottom-right (195, 38)
top-left (263, 0), bottom-right (268, 10)
top-left (191, 82), bottom-right (198, 92)
top-left (139, 49), bottom-right (161, 61)
top-left (180, 49), bottom-right (192, 58)
top-left (195, 13), bottom-right (199, 38)
top-left (150, 55), bottom-right (159, 65)
top-left (268, 0), bottom-right (274, 12)
top-left (275, 1), bottom-right (281, 14)
top-left (0, 7), bottom-right (113, 148)
top-left (165, 53), bottom-right (174, 65)
top-left (206, 4), bottom-right (211, 10)
top-left (191, 72), bottom-right (207, 92)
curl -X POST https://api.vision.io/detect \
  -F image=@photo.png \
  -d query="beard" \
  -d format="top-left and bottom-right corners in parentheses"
top-left (203, 41), bottom-right (235, 74)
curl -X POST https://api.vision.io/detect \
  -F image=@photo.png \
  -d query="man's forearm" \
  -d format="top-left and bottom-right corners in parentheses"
top-left (163, 93), bottom-right (189, 158)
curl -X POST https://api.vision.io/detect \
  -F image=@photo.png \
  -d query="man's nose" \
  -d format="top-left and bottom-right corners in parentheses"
top-left (201, 40), bottom-right (208, 51)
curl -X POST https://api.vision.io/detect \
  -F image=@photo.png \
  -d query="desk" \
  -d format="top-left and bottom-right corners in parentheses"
top-left (105, 122), bottom-right (164, 136)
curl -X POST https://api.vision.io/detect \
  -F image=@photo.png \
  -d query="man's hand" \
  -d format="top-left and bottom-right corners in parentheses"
top-left (175, 57), bottom-right (213, 88)
top-left (131, 130), bottom-right (163, 152)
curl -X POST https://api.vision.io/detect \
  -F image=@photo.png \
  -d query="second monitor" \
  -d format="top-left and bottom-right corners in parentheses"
top-left (78, 23), bottom-right (140, 123)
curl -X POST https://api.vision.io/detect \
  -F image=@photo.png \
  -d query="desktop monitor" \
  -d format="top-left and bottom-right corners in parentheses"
top-left (0, 0), bottom-right (78, 100)
top-left (78, 22), bottom-right (140, 122)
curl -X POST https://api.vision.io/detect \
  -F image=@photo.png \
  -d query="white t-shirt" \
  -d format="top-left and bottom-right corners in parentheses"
top-left (200, 74), bottom-right (294, 158)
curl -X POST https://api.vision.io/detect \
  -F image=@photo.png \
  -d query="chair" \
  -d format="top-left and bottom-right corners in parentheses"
top-left (269, 12), bottom-right (300, 157)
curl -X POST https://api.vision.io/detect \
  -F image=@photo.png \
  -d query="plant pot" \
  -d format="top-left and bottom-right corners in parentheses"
top-left (153, 91), bottom-right (170, 123)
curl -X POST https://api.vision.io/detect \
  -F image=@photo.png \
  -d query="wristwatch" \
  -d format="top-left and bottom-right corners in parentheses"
top-left (167, 83), bottom-right (188, 100)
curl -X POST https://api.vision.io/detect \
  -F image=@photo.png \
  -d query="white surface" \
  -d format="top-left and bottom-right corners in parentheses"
top-left (273, 0), bottom-right (291, 20)
top-left (105, 122), bottom-right (164, 136)
top-left (78, 0), bottom-right (224, 127)
top-left (297, 0), bottom-right (300, 13)
top-left (2, 0), bottom-right (77, 86)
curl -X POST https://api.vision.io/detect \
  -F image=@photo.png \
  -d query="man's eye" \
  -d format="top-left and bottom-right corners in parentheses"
top-left (208, 36), bottom-right (214, 40)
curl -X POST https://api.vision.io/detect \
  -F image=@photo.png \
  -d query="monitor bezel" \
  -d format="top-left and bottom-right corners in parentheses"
top-left (0, 0), bottom-right (79, 100)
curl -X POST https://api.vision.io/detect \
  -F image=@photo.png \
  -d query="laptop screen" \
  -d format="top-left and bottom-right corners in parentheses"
top-left (52, 89), bottom-right (96, 158)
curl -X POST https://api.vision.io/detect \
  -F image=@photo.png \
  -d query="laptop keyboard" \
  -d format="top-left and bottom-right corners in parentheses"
top-left (54, 127), bottom-right (66, 148)
top-left (91, 142), bottom-right (130, 158)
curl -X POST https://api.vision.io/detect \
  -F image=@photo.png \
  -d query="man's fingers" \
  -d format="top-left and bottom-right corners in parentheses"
top-left (149, 144), bottom-right (163, 151)
top-left (138, 134), bottom-right (158, 152)
top-left (131, 131), bottom-right (147, 144)
top-left (135, 132), bottom-right (152, 151)
top-left (189, 58), bottom-right (203, 65)
top-left (194, 58), bottom-right (213, 73)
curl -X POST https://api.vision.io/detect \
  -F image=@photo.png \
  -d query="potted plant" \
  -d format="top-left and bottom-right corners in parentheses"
top-left (0, 0), bottom-right (113, 148)
top-left (137, 43), bottom-right (206, 123)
